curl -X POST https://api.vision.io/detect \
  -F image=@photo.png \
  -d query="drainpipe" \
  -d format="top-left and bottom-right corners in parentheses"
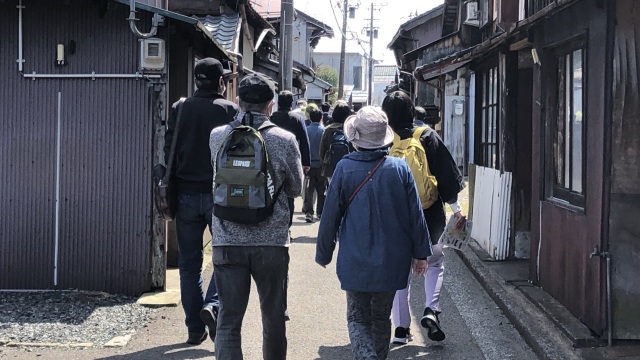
top-left (16, 0), bottom-right (24, 72)
top-left (128, 0), bottom-right (159, 39)
top-left (590, 247), bottom-right (613, 346)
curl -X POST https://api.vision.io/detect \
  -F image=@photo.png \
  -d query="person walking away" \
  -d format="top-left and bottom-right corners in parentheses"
top-left (270, 91), bottom-right (311, 233)
top-left (304, 103), bottom-right (319, 127)
top-left (321, 102), bottom-right (333, 126)
top-left (291, 98), bottom-right (307, 115)
top-left (316, 106), bottom-right (431, 360)
top-left (413, 106), bottom-right (427, 127)
top-left (209, 73), bottom-right (303, 360)
top-left (319, 100), bottom-right (353, 181)
top-left (304, 107), bottom-right (326, 222)
top-left (163, 57), bottom-right (238, 345)
top-left (382, 91), bottom-right (465, 345)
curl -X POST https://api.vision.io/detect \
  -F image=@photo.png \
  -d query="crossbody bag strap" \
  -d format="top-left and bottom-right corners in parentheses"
top-left (163, 98), bottom-right (186, 182)
top-left (341, 156), bottom-right (386, 214)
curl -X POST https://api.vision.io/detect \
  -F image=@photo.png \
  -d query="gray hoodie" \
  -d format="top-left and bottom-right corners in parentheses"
top-left (209, 111), bottom-right (303, 247)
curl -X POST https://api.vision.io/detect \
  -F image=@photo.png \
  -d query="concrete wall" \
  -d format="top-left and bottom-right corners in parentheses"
top-left (314, 52), bottom-right (367, 91)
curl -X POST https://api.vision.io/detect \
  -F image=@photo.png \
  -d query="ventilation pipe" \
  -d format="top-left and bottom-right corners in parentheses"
top-left (128, 0), bottom-right (159, 38)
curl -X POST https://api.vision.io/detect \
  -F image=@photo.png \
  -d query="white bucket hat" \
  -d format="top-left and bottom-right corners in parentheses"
top-left (343, 106), bottom-right (395, 149)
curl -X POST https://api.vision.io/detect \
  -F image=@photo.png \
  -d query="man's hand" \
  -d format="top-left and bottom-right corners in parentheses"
top-left (453, 211), bottom-right (466, 229)
top-left (303, 166), bottom-right (311, 174)
top-left (412, 259), bottom-right (428, 276)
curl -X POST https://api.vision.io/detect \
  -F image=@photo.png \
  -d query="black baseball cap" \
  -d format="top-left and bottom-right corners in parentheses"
top-left (194, 58), bottom-right (231, 82)
top-left (238, 73), bottom-right (276, 104)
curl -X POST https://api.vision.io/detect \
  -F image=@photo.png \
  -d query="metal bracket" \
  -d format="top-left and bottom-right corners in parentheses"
top-left (589, 246), bottom-right (609, 259)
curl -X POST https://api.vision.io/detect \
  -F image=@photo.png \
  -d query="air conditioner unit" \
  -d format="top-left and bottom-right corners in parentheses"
top-left (139, 38), bottom-right (165, 72)
top-left (464, 1), bottom-right (480, 26)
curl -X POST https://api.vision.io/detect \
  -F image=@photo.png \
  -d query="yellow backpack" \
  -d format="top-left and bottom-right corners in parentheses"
top-left (390, 127), bottom-right (439, 209)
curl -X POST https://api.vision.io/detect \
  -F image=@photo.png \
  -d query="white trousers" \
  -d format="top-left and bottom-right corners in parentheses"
top-left (392, 242), bottom-right (445, 328)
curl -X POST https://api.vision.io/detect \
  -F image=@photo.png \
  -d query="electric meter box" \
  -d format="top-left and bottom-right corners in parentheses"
top-left (139, 38), bottom-right (165, 71)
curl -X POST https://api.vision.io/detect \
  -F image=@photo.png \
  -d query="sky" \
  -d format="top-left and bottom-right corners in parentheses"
top-left (295, 0), bottom-right (444, 65)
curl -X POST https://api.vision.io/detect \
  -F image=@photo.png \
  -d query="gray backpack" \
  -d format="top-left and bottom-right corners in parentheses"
top-left (213, 113), bottom-right (283, 224)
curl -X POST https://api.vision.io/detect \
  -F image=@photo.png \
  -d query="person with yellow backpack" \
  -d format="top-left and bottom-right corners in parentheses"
top-left (382, 91), bottom-right (466, 345)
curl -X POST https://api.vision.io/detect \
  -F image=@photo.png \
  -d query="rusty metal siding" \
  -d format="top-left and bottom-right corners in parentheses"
top-left (532, 0), bottom-right (609, 333)
top-left (0, 0), bottom-right (155, 295)
top-left (610, 0), bottom-right (640, 339)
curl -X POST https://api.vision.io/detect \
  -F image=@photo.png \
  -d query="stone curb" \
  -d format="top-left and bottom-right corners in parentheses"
top-left (453, 241), bottom-right (582, 360)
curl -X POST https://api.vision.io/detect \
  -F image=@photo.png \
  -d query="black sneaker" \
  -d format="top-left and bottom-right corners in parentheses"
top-left (305, 213), bottom-right (314, 223)
top-left (421, 307), bottom-right (445, 341)
top-left (186, 331), bottom-right (207, 345)
top-left (199, 305), bottom-right (218, 343)
top-left (392, 327), bottom-right (413, 345)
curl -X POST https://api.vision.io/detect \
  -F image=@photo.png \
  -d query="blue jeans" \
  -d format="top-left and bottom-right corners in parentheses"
top-left (176, 193), bottom-right (218, 334)
top-left (213, 246), bottom-right (289, 360)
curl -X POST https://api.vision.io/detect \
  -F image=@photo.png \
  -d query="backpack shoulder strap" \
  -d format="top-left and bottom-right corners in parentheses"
top-left (412, 126), bottom-right (428, 140)
top-left (258, 120), bottom-right (277, 132)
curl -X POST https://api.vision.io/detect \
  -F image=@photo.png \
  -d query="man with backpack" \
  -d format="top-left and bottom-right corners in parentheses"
top-left (163, 58), bottom-right (237, 346)
top-left (209, 73), bottom-right (303, 360)
top-left (319, 100), bottom-right (353, 180)
top-left (270, 91), bottom-right (311, 231)
top-left (382, 91), bottom-right (465, 345)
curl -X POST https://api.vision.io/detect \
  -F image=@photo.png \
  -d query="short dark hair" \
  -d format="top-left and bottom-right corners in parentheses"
top-left (321, 102), bottom-right (331, 112)
top-left (331, 100), bottom-right (351, 124)
top-left (278, 91), bottom-right (294, 110)
top-left (423, 104), bottom-right (441, 126)
top-left (414, 106), bottom-right (426, 121)
top-left (381, 91), bottom-right (414, 131)
top-left (309, 108), bottom-right (323, 123)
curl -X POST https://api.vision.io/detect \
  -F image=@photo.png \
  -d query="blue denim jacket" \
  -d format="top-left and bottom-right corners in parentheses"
top-left (316, 149), bottom-right (432, 292)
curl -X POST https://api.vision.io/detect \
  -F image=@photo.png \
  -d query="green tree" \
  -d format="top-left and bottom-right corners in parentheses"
top-left (315, 65), bottom-right (339, 104)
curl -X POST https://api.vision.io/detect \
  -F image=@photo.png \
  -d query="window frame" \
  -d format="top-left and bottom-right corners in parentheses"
top-left (476, 62), bottom-right (500, 169)
top-left (544, 36), bottom-right (588, 209)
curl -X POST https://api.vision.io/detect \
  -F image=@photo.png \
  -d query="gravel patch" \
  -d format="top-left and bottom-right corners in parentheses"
top-left (0, 291), bottom-right (154, 348)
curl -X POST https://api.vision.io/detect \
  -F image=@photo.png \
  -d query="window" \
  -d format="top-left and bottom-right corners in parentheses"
top-left (547, 41), bottom-right (586, 207)
top-left (479, 65), bottom-right (499, 169)
top-left (353, 66), bottom-right (362, 90)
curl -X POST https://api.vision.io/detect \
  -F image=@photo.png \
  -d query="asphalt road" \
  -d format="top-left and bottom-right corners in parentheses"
top-left (0, 200), bottom-right (538, 360)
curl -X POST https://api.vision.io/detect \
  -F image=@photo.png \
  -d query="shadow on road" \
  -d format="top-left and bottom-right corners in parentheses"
top-left (95, 343), bottom-right (213, 360)
top-left (291, 236), bottom-right (317, 244)
top-left (315, 344), bottom-right (352, 359)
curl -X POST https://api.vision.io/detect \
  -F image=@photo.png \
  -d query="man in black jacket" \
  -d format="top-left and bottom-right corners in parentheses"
top-left (270, 91), bottom-right (311, 229)
top-left (321, 102), bottom-right (333, 125)
top-left (164, 58), bottom-right (237, 346)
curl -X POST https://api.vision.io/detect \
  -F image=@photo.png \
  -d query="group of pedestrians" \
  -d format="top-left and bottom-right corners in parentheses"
top-left (162, 57), bottom-right (465, 360)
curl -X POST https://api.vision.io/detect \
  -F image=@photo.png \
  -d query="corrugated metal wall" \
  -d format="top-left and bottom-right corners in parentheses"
top-left (0, 0), bottom-right (156, 295)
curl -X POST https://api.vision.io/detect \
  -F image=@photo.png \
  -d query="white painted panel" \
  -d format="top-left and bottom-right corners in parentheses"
top-left (470, 165), bottom-right (513, 260)
top-left (443, 95), bottom-right (466, 169)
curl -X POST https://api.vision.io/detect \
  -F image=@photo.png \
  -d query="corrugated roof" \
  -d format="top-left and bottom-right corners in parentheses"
top-left (193, 13), bottom-right (240, 51)
top-left (374, 66), bottom-right (397, 77)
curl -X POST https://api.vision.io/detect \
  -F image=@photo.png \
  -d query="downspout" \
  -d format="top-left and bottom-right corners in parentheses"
top-left (128, 0), bottom-right (159, 39)
top-left (16, 0), bottom-right (24, 72)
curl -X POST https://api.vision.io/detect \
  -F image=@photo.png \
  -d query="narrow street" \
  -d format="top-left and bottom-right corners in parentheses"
top-left (1, 200), bottom-right (538, 360)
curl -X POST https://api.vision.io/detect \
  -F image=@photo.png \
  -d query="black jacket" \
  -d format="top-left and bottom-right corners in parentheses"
top-left (270, 110), bottom-right (311, 167)
top-left (395, 125), bottom-right (465, 235)
top-left (164, 89), bottom-right (238, 194)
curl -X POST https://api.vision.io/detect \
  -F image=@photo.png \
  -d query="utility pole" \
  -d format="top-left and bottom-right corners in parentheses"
top-left (338, 0), bottom-right (348, 100)
top-left (280, 0), bottom-right (294, 91)
top-left (367, 3), bottom-right (374, 106)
